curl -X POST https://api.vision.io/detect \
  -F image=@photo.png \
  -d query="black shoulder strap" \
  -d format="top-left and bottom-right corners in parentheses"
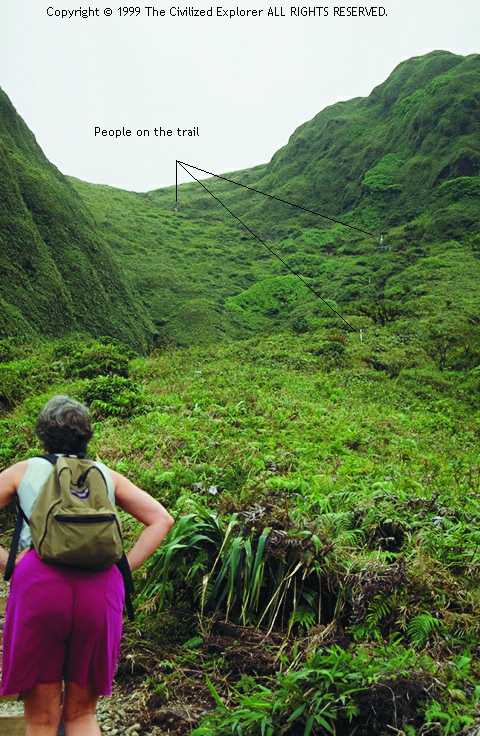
top-left (116, 553), bottom-right (135, 621)
top-left (4, 494), bottom-right (28, 582)
top-left (36, 454), bottom-right (59, 465)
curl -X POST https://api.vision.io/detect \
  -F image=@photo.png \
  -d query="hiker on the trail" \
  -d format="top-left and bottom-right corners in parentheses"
top-left (0, 395), bottom-right (174, 736)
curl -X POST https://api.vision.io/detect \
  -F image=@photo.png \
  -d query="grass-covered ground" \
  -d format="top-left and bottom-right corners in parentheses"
top-left (1, 332), bottom-right (479, 735)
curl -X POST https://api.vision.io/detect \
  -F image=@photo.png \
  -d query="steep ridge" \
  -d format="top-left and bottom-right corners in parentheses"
top-left (0, 89), bottom-right (153, 349)
top-left (71, 50), bottom-right (480, 346)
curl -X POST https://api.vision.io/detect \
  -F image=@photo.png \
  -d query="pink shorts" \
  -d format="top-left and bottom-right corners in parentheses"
top-left (1, 548), bottom-right (125, 697)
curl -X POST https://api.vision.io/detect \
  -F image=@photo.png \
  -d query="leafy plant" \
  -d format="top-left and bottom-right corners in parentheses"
top-left (66, 341), bottom-right (131, 378)
top-left (407, 612), bottom-right (444, 648)
top-left (137, 505), bottom-right (324, 630)
top-left (193, 643), bottom-right (437, 736)
top-left (80, 374), bottom-right (147, 418)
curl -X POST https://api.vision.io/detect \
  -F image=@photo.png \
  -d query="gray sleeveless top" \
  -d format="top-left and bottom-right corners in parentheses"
top-left (17, 456), bottom-right (116, 551)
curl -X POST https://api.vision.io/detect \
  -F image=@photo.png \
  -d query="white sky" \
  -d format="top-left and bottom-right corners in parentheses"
top-left (2, 0), bottom-right (478, 191)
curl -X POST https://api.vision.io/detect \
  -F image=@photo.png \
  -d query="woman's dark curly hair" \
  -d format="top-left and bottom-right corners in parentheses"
top-left (36, 395), bottom-right (93, 456)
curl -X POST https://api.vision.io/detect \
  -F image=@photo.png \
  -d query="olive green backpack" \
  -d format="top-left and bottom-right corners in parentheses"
top-left (4, 455), bottom-right (135, 620)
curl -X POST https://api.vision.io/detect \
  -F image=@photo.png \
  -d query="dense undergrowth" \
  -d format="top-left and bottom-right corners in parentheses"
top-left (1, 331), bottom-right (479, 734)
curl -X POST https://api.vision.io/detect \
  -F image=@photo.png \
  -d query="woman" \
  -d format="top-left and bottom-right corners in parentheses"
top-left (0, 395), bottom-right (174, 735)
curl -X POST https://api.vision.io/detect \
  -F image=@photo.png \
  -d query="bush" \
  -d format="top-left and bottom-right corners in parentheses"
top-left (365, 346), bottom-right (417, 378)
top-left (398, 367), bottom-right (457, 399)
top-left (80, 374), bottom-right (147, 418)
top-left (459, 366), bottom-right (480, 405)
top-left (66, 342), bottom-right (130, 379)
top-left (308, 340), bottom-right (348, 369)
top-left (51, 334), bottom-right (92, 360)
top-left (0, 358), bottom-right (55, 410)
top-left (363, 154), bottom-right (404, 192)
top-left (291, 315), bottom-right (310, 334)
top-left (193, 643), bottom-right (440, 736)
top-left (96, 336), bottom-right (138, 359)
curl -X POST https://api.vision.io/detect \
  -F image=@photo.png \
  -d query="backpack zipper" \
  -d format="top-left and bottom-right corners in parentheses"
top-left (55, 514), bottom-right (116, 523)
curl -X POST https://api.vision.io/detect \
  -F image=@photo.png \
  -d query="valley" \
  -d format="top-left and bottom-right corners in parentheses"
top-left (0, 48), bottom-right (479, 735)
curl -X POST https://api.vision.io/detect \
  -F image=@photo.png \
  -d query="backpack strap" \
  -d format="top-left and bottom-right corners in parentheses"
top-left (34, 454), bottom-right (59, 465)
top-left (116, 552), bottom-right (135, 621)
top-left (3, 494), bottom-right (27, 582)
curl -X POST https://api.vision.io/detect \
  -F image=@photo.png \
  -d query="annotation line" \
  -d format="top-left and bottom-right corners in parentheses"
top-left (177, 160), bottom-right (357, 332)
top-left (177, 159), bottom-right (377, 239)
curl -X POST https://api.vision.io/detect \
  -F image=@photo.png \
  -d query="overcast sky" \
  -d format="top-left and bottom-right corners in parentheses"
top-left (2, 0), bottom-right (478, 192)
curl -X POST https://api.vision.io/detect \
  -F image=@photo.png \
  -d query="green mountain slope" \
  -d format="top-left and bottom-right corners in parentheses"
top-left (1, 50), bottom-right (478, 350)
top-left (0, 88), bottom-right (153, 349)
top-left (150, 50), bottom-right (480, 233)
top-left (71, 50), bottom-right (480, 348)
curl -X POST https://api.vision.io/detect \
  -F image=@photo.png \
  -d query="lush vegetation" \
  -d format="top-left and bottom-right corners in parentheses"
top-left (1, 330), bottom-right (479, 734)
top-left (1, 48), bottom-right (480, 734)
top-left (0, 90), bottom-right (153, 348)
top-left (2, 51), bottom-right (479, 351)
top-left (70, 50), bottom-right (480, 350)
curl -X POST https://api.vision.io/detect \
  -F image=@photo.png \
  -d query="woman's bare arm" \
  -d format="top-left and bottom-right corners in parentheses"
top-left (110, 470), bottom-right (174, 572)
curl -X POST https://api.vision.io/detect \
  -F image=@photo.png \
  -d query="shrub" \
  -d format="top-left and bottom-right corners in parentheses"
top-left (291, 315), bottom-right (310, 334)
top-left (459, 366), bottom-right (480, 406)
top-left (96, 336), bottom-right (138, 359)
top-left (66, 342), bottom-right (130, 379)
top-left (308, 340), bottom-right (348, 369)
top-left (0, 417), bottom-right (36, 466)
top-left (51, 334), bottom-right (92, 360)
top-left (193, 643), bottom-right (439, 736)
top-left (0, 358), bottom-right (54, 410)
top-left (365, 347), bottom-right (416, 378)
top-left (399, 367), bottom-right (456, 399)
top-left (434, 176), bottom-right (480, 202)
top-left (363, 154), bottom-right (404, 192)
top-left (80, 374), bottom-right (147, 418)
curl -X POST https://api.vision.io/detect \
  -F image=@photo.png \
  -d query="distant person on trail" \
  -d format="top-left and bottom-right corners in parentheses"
top-left (0, 395), bottom-right (174, 736)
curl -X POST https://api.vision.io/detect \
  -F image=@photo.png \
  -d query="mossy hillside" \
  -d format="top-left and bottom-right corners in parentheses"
top-left (148, 51), bottom-right (480, 234)
top-left (69, 51), bottom-right (480, 348)
top-left (0, 89), bottom-right (154, 348)
top-left (69, 173), bottom-right (480, 349)
top-left (70, 178), bottom-right (282, 346)
top-left (1, 51), bottom-right (478, 348)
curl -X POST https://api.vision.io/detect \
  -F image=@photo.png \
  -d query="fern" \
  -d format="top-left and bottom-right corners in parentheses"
top-left (407, 612), bottom-right (443, 647)
top-left (367, 594), bottom-right (393, 625)
top-left (288, 607), bottom-right (317, 634)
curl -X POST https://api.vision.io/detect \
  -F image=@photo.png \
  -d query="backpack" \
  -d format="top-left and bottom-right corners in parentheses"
top-left (3, 455), bottom-right (135, 621)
